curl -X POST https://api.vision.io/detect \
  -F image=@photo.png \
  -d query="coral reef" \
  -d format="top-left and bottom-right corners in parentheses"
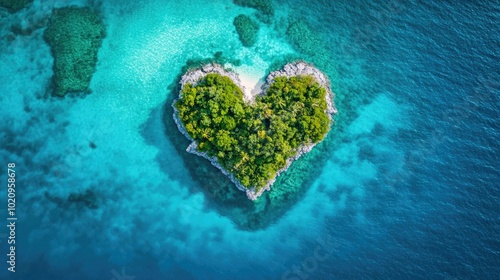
top-left (43, 7), bottom-right (105, 96)
top-left (233, 14), bottom-right (259, 47)
top-left (173, 62), bottom-right (336, 200)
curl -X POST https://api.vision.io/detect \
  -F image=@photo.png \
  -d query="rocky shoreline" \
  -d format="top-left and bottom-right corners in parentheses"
top-left (172, 62), bottom-right (337, 200)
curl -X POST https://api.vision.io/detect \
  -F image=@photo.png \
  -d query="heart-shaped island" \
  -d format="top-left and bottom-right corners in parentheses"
top-left (172, 62), bottom-right (337, 200)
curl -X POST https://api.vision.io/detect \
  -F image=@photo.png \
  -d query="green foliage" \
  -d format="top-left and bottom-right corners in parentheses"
top-left (43, 7), bottom-right (106, 96)
top-left (175, 73), bottom-right (331, 191)
top-left (44, 189), bottom-right (98, 209)
top-left (0, 0), bottom-right (32, 12)
top-left (233, 14), bottom-right (259, 47)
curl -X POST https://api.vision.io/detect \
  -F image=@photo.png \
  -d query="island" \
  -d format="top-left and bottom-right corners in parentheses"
top-left (172, 62), bottom-right (336, 200)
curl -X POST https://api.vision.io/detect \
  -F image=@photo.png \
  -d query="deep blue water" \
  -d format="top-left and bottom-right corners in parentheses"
top-left (0, 0), bottom-right (498, 279)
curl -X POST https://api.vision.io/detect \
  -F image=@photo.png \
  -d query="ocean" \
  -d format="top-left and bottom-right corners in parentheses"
top-left (0, 0), bottom-right (498, 279)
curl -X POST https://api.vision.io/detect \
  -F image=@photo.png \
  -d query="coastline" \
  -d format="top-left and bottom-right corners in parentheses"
top-left (172, 62), bottom-right (337, 200)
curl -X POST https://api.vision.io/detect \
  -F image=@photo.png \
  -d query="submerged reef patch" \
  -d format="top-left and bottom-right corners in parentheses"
top-left (164, 88), bottom-right (334, 229)
top-left (286, 20), bottom-right (322, 56)
top-left (43, 7), bottom-right (105, 97)
top-left (172, 62), bottom-right (336, 200)
top-left (233, 14), bottom-right (259, 47)
top-left (0, 0), bottom-right (32, 12)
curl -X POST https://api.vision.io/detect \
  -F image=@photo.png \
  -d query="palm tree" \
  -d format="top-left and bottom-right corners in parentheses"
top-left (201, 128), bottom-right (211, 139)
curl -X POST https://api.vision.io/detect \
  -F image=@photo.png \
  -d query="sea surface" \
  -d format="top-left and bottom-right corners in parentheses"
top-left (0, 0), bottom-right (498, 279)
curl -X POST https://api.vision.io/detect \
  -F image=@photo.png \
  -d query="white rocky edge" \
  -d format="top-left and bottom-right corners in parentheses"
top-left (172, 62), bottom-right (337, 200)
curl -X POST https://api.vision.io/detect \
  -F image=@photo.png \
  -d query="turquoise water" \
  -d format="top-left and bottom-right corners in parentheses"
top-left (0, 0), bottom-right (498, 279)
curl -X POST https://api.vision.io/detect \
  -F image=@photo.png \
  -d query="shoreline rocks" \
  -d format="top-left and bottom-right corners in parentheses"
top-left (172, 61), bottom-right (337, 200)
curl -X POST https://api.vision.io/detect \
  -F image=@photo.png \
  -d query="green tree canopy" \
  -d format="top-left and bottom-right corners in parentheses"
top-left (174, 73), bottom-right (331, 191)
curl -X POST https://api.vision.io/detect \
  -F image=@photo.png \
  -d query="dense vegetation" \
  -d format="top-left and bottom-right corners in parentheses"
top-left (43, 7), bottom-right (105, 96)
top-left (175, 73), bottom-right (330, 191)
top-left (233, 14), bottom-right (259, 47)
